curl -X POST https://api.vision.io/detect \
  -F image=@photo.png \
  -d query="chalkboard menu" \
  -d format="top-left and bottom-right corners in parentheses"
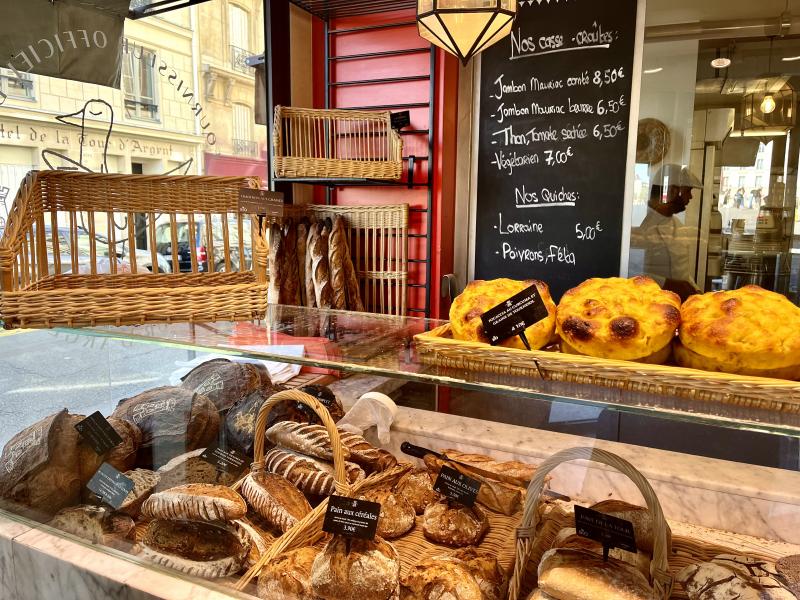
top-left (475, 0), bottom-right (642, 299)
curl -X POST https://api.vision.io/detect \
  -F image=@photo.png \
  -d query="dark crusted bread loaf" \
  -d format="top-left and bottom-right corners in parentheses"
top-left (268, 222), bottom-right (284, 305)
top-left (311, 222), bottom-right (334, 309)
top-left (180, 359), bottom-right (266, 412)
top-left (432, 547), bottom-right (508, 600)
top-left (328, 215), bottom-right (348, 310)
top-left (49, 505), bottom-right (135, 550)
top-left (281, 220), bottom-right (301, 306)
top-left (264, 447), bottom-right (365, 497)
top-left (240, 471), bottom-right (311, 533)
top-left (422, 501), bottom-right (488, 547)
top-left (258, 547), bottom-right (320, 600)
top-left (305, 221), bottom-right (317, 308)
top-left (396, 468), bottom-right (442, 515)
top-left (311, 536), bottom-right (400, 600)
top-left (76, 415), bottom-right (142, 488)
top-left (297, 221), bottom-right (309, 307)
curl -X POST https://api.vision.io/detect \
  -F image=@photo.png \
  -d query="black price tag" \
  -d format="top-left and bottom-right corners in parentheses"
top-left (433, 465), bottom-right (481, 507)
top-left (322, 496), bottom-right (381, 540)
top-left (74, 412), bottom-right (123, 455)
top-left (574, 505), bottom-right (638, 555)
top-left (238, 188), bottom-right (286, 215)
top-left (390, 111), bottom-right (411, 130)
top-left (201, 443), bottom-right (248, 474)
top-left (86, 463), bottom-right (135, 510)
top-left (481, 284), bottom-right (549, 347)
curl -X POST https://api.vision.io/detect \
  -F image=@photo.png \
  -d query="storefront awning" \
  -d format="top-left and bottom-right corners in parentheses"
top-left (0, 0), bottom-right (130, 88)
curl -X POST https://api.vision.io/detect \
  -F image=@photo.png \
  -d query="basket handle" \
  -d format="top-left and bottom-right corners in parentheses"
top-left (251, 388), bottom-right (351, 496)
top-left (508, 447), bottom-right (673, 600)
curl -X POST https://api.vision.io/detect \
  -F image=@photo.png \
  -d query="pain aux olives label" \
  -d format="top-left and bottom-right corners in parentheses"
top-left (74, 411), bottom-right (123, 455)
top-left (323, 496), bottom-right (381, 540)
top-left (433, 465), bottom-right (482, 508)
top-left (574, 505), bottom-right (637, 555)
top-left (86, 463), bottom-right (135, 510)
top-left (201, 443), bottom-right (248, 474)
top-left (481, 284), bottom-right (550, 348)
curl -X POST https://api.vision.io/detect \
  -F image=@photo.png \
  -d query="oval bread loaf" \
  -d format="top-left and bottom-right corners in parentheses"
top-left (422, 501), bottom-right (488, 547)
top-left (240, 471), bottom-right (311, 533)
top-left (264, 447), bottom-right (365, 497)
top-left (141, 484), bottom-right (247, 522)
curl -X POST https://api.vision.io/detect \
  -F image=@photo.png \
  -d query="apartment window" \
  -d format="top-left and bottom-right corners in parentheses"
top-left (232, 104), bottom-right (256, 156)
top-left (0, 68), bottom-right (35, 101)
top-left (122, 47), bottom-right (159, 121)
top-left (229, 4), bottom-right (252, 73)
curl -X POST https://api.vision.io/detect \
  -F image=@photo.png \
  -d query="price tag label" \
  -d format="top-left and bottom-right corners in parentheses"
top-left (74, 412), bottom-right (123, 455)
top-left (86, 463), bottom-right (135, 510)
top-left (323, 496), bottom-right (381, 540)
top-left (390, 111), bottom-right (411, 130)
top-left (481, 284), bottom-right (550, 346)
top-left (201, 443), bottom-right (248, 475)
top-left (238, 188), bottom-right (286, 216)
top-left (574, 505), bottom-right (637, 554)
top-left (433, 465), bottom-right (481, 507)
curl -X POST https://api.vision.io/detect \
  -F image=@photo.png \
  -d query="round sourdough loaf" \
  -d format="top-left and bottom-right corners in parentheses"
top-left (401, 557), bottom-right (484, 600)
top-left (432, 548), bottom-right (508, 600)
top-left (358, 488), bottom-right (415, 539)
top-left (678, 286), bottom-right (800, 376)
top-left (422, 501), bottom-right (488, 547)
top-left (112, 387), bottom-right (219, 469)
top-left (257, 547), bottom-right (320, 600)
top-left (395, 468), bottom-right (442, 515)
top-left (181, 359), bottom-right (268, 412)
top-left (557, 276), bottom-right (680, 361)
top-left (311, 536), bottom-right (400, 600)
top-left (450, 279), bottom-right (557, 351)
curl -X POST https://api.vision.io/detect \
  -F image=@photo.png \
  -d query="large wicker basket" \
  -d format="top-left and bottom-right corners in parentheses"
top-left (0, 171), bottom-right (268, 329)
top-left (273, 106), bottom-right (403, 180)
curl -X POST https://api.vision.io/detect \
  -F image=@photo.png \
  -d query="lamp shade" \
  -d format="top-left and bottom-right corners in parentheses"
top-left (418, 0), bottom-right (517, 65)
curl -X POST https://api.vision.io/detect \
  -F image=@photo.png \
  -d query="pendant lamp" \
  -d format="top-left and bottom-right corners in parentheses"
top-left (417, 0), bottom-right (518, 65)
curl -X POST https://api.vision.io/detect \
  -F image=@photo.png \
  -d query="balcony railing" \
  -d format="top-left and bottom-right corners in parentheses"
top-left (233, 139), bottom-right (258, 157)
top-left (230, 45), bottom-right (254, 75)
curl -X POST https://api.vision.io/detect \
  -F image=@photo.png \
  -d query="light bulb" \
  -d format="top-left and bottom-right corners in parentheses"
top-left (761, 94), bottom-right (777, 114)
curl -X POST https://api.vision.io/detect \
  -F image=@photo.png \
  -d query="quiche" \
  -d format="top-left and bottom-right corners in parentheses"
top-left (556, 276), bottom-right (680, 362)
top-left (677, 286), bottom-right (800, 378)
top-left (450, 279), bottom-right (557, 351)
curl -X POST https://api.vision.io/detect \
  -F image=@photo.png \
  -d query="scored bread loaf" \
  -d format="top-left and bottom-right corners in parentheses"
top-left (433, 547), bottom-right (509, 600)
top-left (396, 468), bottom-right (442, 515)
top-left (311, 536), bottom-right (400, 600)
top-left (49, 505), bottom-right (135, 549)
top-left (240, 471), bottom-right (311, 533)
top-left (422, 500), bottom-right (488, 547)
top-left (311, 222), bottom-right (334, 309)
top-left (401, 558), bottom-right (483, 600)
top-left (358, 488), bottom-right (415, 539)
top-left (141, 484), bottom-right (247, 522)
top-left (268, 223), bottom-right (284, 305)
top-left (118, 469), bottom-right (160, 517)
top-left (180, 359), bottom-right (266, 412)
top-left (538, 548), bottom-right (653, 600)
top-left (328, 215), bottom-right (348, 310)
top-left (258, 547), bottom-right (320, 600)
top-left (264, 447), bottom-right (365, 497)
top-left (297, 221), bottom-right (309, 307)
top-left (281, 220), bottom-right (301, 306)
top-left (235, 515), bottom-right (275, 569)
top-left (304, 222), bottom-right (317, 308)
top-left (338, 217), bottom-right (365, 312)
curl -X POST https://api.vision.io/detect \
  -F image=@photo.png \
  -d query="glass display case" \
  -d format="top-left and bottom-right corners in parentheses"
top-left (0, 306), bottom-right (798, 600)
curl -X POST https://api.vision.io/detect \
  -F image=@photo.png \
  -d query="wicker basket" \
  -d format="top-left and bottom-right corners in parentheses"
top-left (273, 106), bottom-right (403, 180)
top-left (415, 324), bottom-right (800, 417)
top-left (508, 447), bottom-right (674, 600)
top-left (0, 170), bottom-right (267, 329)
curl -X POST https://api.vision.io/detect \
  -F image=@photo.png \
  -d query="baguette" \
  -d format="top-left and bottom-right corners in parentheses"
top-left (440, 449), bottom-right (536, 485)
top-left (304, 222), bottom-right (317, 308)
top-left (281, 220), bottom-right (301, 305)
top-left (297, 221), bottom-right (308, 307)
top-left (333, 215), bottom-right (365, 312)
top-left (268, 223), bottom-right (284, 305)
top-left (328, 216), bottom-right (348, 310)
top-left (311, 223), bottom-right (333, 309)
top-left (264, 447), bottom-right (364, 497)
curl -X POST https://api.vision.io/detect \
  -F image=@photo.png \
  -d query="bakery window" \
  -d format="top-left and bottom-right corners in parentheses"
top-left (122, 45), bottom-right (160, 122)
top-left (0, 68), bottom-right (35, 102)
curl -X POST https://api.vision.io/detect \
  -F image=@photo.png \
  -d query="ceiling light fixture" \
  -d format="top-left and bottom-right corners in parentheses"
top-left (782, 55), bottom-right (800, 62)
top-left (417, 0), bottom-right (517, 65)
top-left (644, 67), bottom-right (663, 74)
top-left (711, 57), bottom-right (731, 69)
top-left (761, 94), bottom-right (777, 114)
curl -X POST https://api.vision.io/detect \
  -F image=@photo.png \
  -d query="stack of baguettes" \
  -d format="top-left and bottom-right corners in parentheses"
top-left (268, 215), bottom-right (364, 311)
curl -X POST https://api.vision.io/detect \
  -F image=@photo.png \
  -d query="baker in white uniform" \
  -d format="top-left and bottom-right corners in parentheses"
top-left (631, 164), bottom-right (703, 301)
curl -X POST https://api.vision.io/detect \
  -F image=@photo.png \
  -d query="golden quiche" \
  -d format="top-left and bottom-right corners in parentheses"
top-left (677, 286), bottom-right (800, 377)
top-left (450, 279), bottom-right (557, 351)
top-left (556, 276), bottom-right (681, 361)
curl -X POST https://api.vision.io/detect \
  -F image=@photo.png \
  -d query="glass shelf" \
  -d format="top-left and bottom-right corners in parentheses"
top-left (46, 305), bottom-right (800, 438)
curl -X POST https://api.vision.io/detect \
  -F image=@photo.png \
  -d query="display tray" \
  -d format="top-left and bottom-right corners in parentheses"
top-left (415, 323), bottom-right (800, 416)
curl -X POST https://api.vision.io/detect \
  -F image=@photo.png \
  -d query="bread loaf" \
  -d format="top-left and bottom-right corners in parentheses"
top-left (311, 222), bottom-right (334, 309)
top-left (590, 499), bottom-right (671, 556)
top-left (311, 536), bottom-right (400, 600)
top-left (678, 555), bottom-right (796, 600)
top-left (328, 215), bottom-right (348, 310)
top-left (440, 449), bottom-right (536, 485)
top-left (119, 469), bottom-right (160, 517)
top-left (538, 548), bottom-right (653, 600)
top-left (339, 218), bottom-right (365, 312)
top-left (264, 447), bottom-right (365, 497)
top-left (265, 421), bottom-right (345, 462)
top-left (268, 223), bottom-right (284, 305)
top-left (281, 220), bottom-right (301, 305)
top-left (297, 221), bottom-right (309, 307)
top-left (776, 555), bottom-right (800, 598)
top-left (235, 516), bottom-right (275, 569)
top-left (258, 547), bottom-right (320, 600)
top-left (180, 358), bottom-right (266, 412)
top-left (138, 519), bottom-right (249, 579)
top-left (299, 384), bottom-right (345, 422)
top-left (400, 558), bottom-right (483, 600)
top-left (552, 527), bottom-right (651, 578)
top-left (76, 415), bottom-right (142, 487)
top-left (359, 488), bottom-right (415, 539)
top-left (0, 410), bottom-right (81, 517)
top-left (396, 469), bottom-right (442, 515)
top-left (305, 222), bottom-right (317, 308)
top-left (422, 501), bottom-right (488, 547)
top-left (225, 387), bottom-right (285, 457)
top-left (156, 448), bottom-right (237, 491)
top-left (49, 505), bottom-right (135, 549)
top-left (434, 547), bottom-right (508, 600)
top-left (240, 471), bottom-right (311, 533)
top-left (141, 484), bottom-right (247, 522)
top-left (112, 386), bottom-right (219, 469)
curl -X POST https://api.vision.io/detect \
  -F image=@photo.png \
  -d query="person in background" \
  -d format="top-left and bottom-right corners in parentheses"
top-left (631, 164), bottom-right (703, 301)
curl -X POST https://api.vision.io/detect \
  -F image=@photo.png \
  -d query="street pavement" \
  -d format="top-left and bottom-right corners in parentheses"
top-left (0, 328), bottom-right (199, 447)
